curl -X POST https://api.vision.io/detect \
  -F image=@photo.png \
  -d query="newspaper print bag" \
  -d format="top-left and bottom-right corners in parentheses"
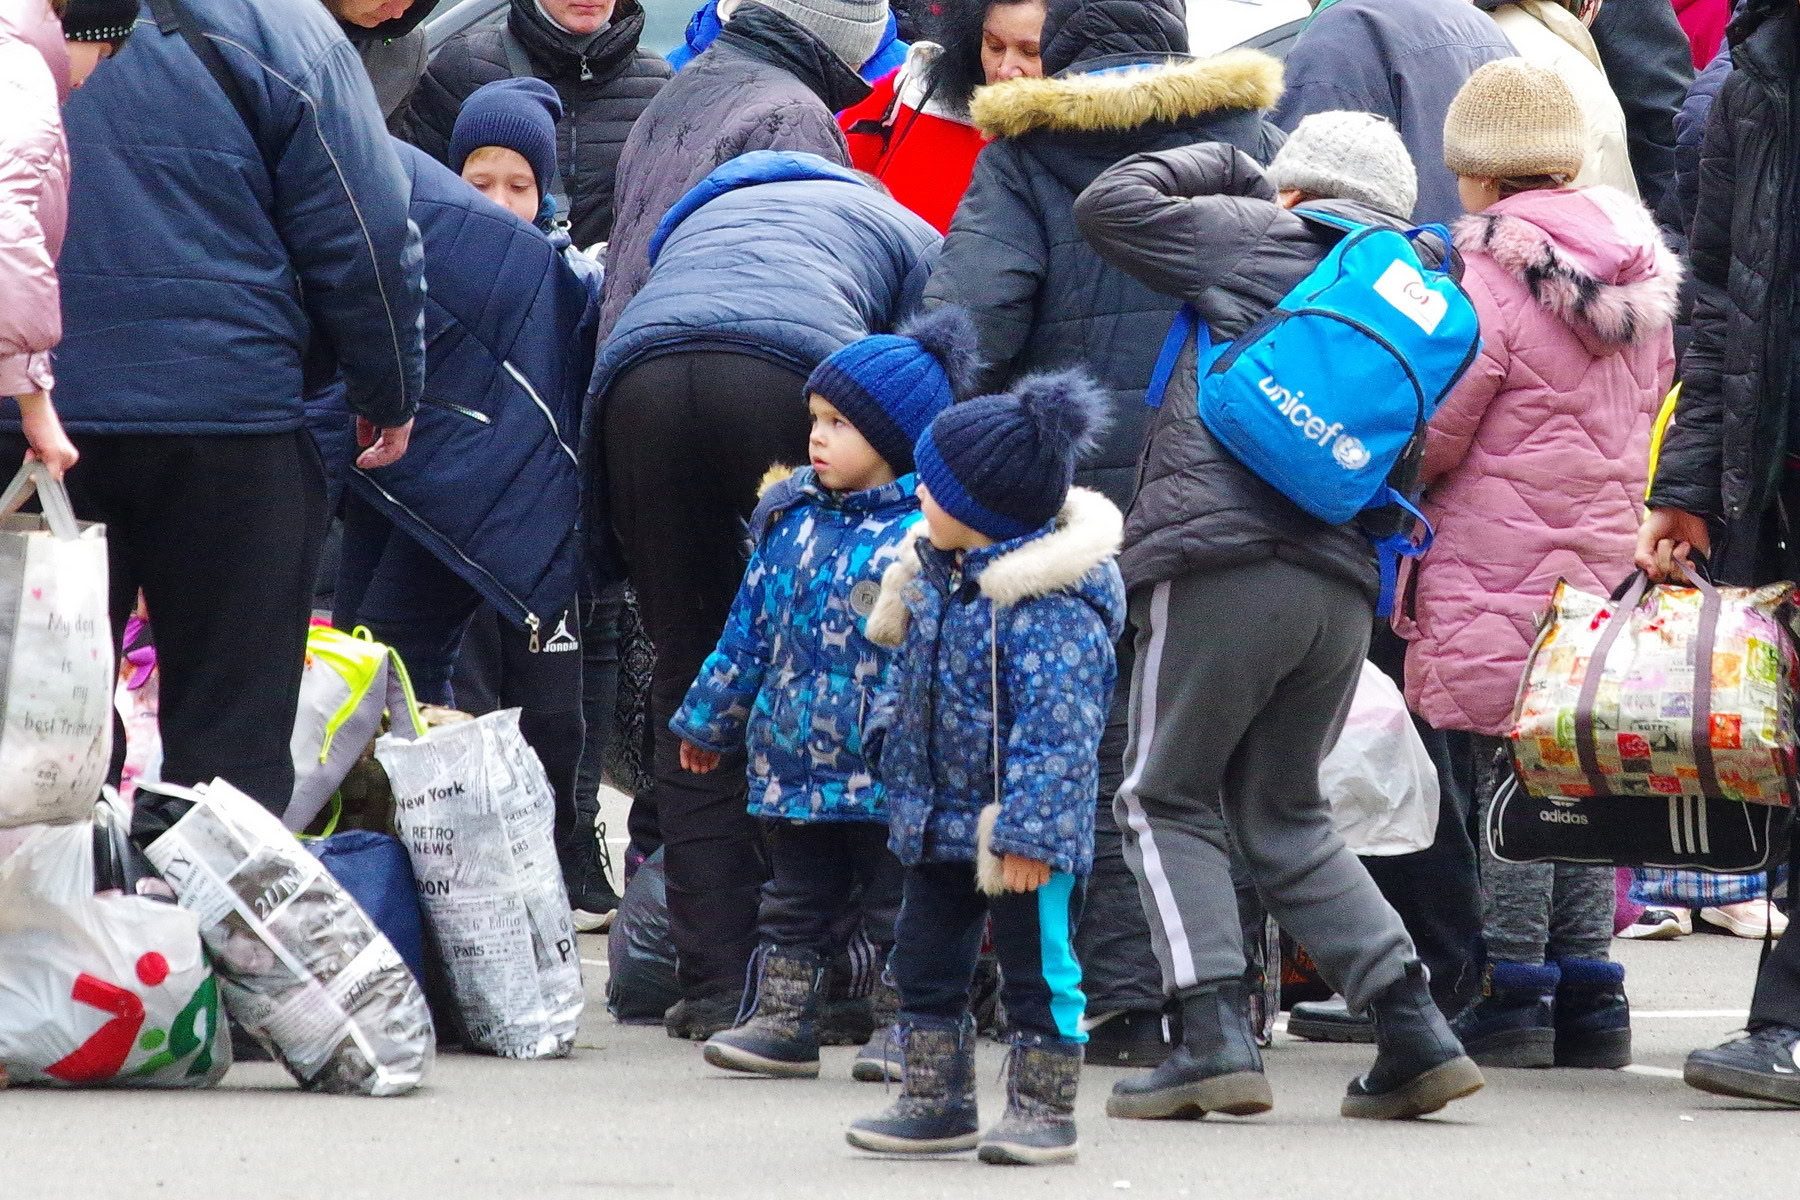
top-left (1509, 566), bottom-right (1799, 806)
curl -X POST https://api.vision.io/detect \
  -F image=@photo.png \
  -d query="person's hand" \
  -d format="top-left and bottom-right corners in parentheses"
top-left (355, 417), bottom-right (413, 470)
top-left (1635, 507), bottom-right (1712, 582)
top-left (16, 389), bottom-right (77, 480)
top-left (1001, 854), bottom-right (1051, 893)
top-left (680, 740), bottom-right (721, 774)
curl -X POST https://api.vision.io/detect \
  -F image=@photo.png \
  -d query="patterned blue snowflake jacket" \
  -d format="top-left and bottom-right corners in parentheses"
top-left (865, 488), bottom-right (1126, 880)
top-left (670, 468), bottom-right (922, 823)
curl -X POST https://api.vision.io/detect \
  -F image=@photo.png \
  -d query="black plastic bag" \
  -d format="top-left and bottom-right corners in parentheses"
top-left (606, 848), bottom-right (678, 1023)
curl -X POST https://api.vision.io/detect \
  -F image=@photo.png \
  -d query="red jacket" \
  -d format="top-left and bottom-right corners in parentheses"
top-left (1673, 0), bottom-right (1730, 68)
top-left (839, 49), bottom-right (986, 234)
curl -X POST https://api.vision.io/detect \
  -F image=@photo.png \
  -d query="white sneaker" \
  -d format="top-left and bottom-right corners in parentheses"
top-left (1699, 901), bottom-right (1789, 939)
top-left (1618, 907), bottom-right (1692, 940)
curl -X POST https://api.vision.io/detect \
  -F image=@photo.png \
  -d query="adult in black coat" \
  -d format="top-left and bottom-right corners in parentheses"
top-left (1638, 0), bottom-right (1800, 1108)
top-left (1587, 0), bottom-right (1693, 214)
top-left (404, 0), bottom-right (672, 247)
top-left (924, 0), bottom-right (1285, 1065)
top-left (327, 0), bottom-right (443, 131)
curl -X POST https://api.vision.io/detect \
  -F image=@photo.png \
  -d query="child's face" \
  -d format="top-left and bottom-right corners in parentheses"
top-left (462, 147), bottom-right (540, 225)
top-left (917, 482), bottom-right (995, 552)
top-left (808, 393), bottom-right (896, 494)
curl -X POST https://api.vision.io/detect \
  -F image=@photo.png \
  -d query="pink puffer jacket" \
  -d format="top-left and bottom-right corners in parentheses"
top-left (1396, 186), bottom-right (1679, 736)
top-left (0, 0), bottom-right (70, 398)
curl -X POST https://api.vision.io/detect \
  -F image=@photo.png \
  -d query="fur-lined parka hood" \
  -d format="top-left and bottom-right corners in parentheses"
top-left (969, 49), bottom-right (1284, 140)
top-left (867, 486), bottom-right (1124, 646)
top-left (1454, 185), bottom-right (1681, 352)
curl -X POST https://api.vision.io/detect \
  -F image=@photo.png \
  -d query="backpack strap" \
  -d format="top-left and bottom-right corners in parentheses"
top-left (1144, 306), bottom-right (1197, 410)
top-left (1371, 488), bottom-right (1434, 619)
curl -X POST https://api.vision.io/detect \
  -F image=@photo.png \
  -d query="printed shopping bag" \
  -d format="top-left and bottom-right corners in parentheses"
top-left (0, 462), bottom-right (112, 828)
top-left (287, 624), bottom-right (426, 833)
top-left (1509, 566), bottom-right (1800, 805)
top-left (0, 799), bottom-right (229, 1087)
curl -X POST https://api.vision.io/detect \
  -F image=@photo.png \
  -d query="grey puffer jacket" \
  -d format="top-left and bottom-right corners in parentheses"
top-left (924, 43), bottom-right (1285, 512)
top-left (1075, 142), bottom-right (1448, 603)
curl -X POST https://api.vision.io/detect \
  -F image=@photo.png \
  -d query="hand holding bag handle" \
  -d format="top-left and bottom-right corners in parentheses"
top-left (0, 461), bottom-right (81, 542)
top-left (1574, 559), bottom-right (1723, 799)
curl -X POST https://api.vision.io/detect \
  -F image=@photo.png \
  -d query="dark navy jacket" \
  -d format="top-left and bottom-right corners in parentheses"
top-left (591, 150), bottom-right (939, 399)
top-left (325, 142), bottom-right (599, 632)
top-left (43, 0), bottom-right (425, 435)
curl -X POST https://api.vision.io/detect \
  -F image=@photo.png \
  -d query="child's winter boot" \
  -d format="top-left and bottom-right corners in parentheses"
top-left (1448, 960), bottom-right (1560, 1068)
top-left (851, 978), bottom-right (904, 1082)
top-left (846, 1015), bottom-right (980, 1155)
top-left (1552, 957), bottom-right (1631, 1069)
top-left (702, 946), bottom-right (822, 1078)
top-left (1106, 980), bottom-right (1273, 1120)
top-left (1343, 959), bottom-right (1485, 1119)
top-left (978, 1035), bottom-right (1082, 1165)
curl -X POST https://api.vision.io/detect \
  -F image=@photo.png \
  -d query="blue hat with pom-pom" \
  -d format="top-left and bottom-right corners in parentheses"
top-left (807, 307), bottom-right (981, 475)
top-left (915, 368), bottom-right (1108, 542)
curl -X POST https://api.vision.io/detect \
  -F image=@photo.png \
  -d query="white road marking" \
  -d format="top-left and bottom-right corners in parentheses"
top-left (1632, 1010), bottom-right (1748, 1020)
top-left (1623, 1064), bottom-right (1686, 1080)
top-left (581, 958), bottom-right (609, 968)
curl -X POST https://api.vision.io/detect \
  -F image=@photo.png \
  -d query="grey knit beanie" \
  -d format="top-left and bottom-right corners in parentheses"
top-left (752, 0), bottom-right (890, 70)
top-left (1266, 111), bottom-right (1419, 221)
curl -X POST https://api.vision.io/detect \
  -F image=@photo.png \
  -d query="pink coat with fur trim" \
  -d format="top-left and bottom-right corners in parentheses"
top-left (0, 0), bottom-right (70, 398)
top-left (1396, 187), bottom-right (1679, 736)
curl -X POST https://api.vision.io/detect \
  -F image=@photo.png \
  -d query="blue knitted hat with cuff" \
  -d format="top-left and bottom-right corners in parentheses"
top-left (914, 369), bottom-right (1108, 542)
top-left (451, 78), bottom-right (564, 197)
top-left (806, 307), bottom-right (980, 475)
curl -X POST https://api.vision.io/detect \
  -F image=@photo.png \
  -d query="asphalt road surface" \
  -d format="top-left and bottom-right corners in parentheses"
top-left (5, 806), bottom-right (1799, 1199)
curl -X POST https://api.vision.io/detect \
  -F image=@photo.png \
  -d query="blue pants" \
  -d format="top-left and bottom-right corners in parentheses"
top-left (891, 861), bottom-right (1087, 1043)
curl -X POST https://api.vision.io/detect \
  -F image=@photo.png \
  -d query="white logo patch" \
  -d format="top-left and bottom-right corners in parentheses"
top-left (1332, 436), bottom-right (1370, 471)
top-left (1373, 259), bottom-right (1448, 335)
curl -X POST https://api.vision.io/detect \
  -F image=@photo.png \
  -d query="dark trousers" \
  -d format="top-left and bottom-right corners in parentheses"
top-left (605, 351), bottom-right (811, 997)
top-left (1360, 625), bottom-right (1484, 1014)
top-left (574, 581), bottom-right (626, 836)
top-left (0, 430), bottom-right (326, 815)
top-left (759, 819), bottom-right (903, 961)
top-left (892, 861), bottom-right (1088, 1043)
top-left (335, 490), bottom-right (584, 862)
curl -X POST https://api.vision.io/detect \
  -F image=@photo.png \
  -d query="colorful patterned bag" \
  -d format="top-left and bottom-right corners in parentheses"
top-left (1509, 567), bottom-right (1799, 806)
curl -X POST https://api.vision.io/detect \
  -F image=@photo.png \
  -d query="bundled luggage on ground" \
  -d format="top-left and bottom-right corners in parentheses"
top-left (131, 778), bottom-right (434, 1095)
top-left (376, 709), bottom-right (583, 1059)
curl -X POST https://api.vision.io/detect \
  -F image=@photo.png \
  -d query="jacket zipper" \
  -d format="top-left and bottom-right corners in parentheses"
top-left (502, 361), bottom-right (580, 467)
top-left (425, 398), bottom-right (491, 424)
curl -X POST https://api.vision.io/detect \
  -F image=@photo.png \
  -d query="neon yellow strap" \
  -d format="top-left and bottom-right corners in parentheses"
top-left (1646, 383), bottom-right (1680, 502)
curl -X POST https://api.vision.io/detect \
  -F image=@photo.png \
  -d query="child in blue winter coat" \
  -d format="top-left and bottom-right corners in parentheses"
top-left (671, 307), bottom-right (979, 1082)
top-left (847, 371), bottom-right (1125, 1167)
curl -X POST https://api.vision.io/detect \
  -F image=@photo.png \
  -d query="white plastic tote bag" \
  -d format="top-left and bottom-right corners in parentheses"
top-left (0, 462), bottom-right (112, 828)
top-left (1319, 661), bottom-right (1439, 856)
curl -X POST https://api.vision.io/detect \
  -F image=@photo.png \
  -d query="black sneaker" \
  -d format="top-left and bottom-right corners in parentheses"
top-left (1288, 995), bottom-right (1375, 1044)
top-left (1685, 1025), bottom-right (1800, 1106)
top-left (1083, 1010), bottom-right (1172, 1067)
top-left (567, 819), bottom-right (621, 934)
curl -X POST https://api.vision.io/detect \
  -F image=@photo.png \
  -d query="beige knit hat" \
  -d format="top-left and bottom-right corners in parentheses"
top-left (1443, 58), bottom-right (1586, 182)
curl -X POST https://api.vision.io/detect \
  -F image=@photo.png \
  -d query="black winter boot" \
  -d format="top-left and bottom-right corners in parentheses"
top-left (846, 1016), bottom-right (980, 1155)
top-left (979, 1036), bottom-right (1082, 1165)
top-left (852, 979), bottom-right (903, 1082)
top-left (1553, 957), bottom-right (1631, 1069)
top-left (702, 947), bottom-right (822, 1078)
top-left (1448, 961), bottom-right (1559, 1068)
top-left (1106, 981), bottom-right (1273, 1120)
top-left (1343, 960), bottom-right (1484, 1120)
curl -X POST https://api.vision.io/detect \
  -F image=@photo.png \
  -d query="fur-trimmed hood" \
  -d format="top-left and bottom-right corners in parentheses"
top-left (1453, 186), bottom-right (1682, 351)
top-left (969, 50), bottom-right (1284, 140)
top-left (867, 486), bottom-right (1123, 646)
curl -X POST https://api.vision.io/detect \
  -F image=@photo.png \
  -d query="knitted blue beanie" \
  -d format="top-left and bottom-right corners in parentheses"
top-left (806, 307), bottom-right (979, 474)
top-left (914, 369), bottom-right (1108, 541)
top-left (451, 78), bottom-right (564, 197)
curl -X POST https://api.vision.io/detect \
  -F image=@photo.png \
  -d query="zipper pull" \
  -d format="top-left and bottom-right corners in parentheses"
top-left (580, 57), bottom-right (593, 81)
top-left (527, 614), bottom-right (541, 653)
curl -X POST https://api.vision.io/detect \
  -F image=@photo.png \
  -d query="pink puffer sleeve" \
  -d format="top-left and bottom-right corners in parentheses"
top-left (0, 75), bottom-right (63, 397)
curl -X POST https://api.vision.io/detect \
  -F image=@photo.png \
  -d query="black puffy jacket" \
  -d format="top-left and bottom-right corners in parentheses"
top-left (1648, 0), bottom-right (1795, 582)
top-left (923, 0), bottom-right (1283, 511)
top-left (403, 0), bottom-right (671, 246)
top-left (1074, 144), bottom-right (1426, 603)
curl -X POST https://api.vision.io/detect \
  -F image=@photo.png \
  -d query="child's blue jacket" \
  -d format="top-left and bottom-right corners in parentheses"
top-left (865, 488), bottom-right (1125, 877)
top-left (671, 468), bottom-right (920, 823)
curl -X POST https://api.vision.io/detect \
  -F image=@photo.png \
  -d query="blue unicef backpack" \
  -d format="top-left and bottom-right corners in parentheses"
top-left (1145, 211), bottom-right (1481, 613)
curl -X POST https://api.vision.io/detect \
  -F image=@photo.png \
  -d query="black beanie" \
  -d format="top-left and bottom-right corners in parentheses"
top-left (62, 0), bottom-right (137, 42)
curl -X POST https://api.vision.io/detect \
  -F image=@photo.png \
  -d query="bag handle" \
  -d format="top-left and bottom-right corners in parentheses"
top-left (0, 461), bottom-right (81, 541)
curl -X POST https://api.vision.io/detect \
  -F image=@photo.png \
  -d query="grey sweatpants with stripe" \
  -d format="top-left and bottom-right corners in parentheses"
top-left (1117, 560), bottom-right (1415, 1012)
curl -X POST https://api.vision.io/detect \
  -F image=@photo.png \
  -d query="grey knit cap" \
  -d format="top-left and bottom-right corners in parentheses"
top-left (1267, 110), bottom-right (1419, 222)
top-left (752, 0), bottom-right (890, 70)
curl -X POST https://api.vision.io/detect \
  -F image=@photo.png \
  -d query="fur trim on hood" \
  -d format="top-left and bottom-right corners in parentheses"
top-left (969, 50), bottom-right (1283, 140)
top-left (866, 487), bottom-right (1123, 646)
top-left (1453, 186), bottom-right (1682, 347)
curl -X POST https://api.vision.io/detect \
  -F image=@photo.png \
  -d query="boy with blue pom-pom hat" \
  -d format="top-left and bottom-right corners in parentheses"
top-left (848, 368), bottom-right (1126, 1167)
top-left (672, 306), bottom-right (979, 1084)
